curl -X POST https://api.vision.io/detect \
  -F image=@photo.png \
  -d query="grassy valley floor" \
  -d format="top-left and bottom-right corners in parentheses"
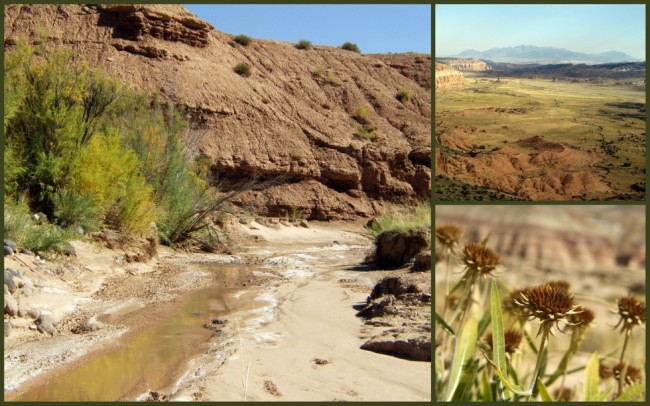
top-left (435, 75), bottom-right (645, 201)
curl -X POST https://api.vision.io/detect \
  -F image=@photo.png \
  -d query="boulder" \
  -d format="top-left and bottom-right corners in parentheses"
top-left (4, 240), bottom-right (17, 252)
top-left (35, 312), bottom-right (58, 335)
top-left (367, 276), bottom-right (422, 303)
top-left (411, 252), bottom-right (431, 272)
top-left (356, 295), bottom-right (398, 318)
top-left (16, 276), bottom-right (34, 297)
top-left (4, 294), bottom-right (18, 317)
top-left (374, 228), bottom-right (430, 268)
top-left (4, 270), bottom-right (18, 294)
top-left (361, 333), bottom-right (431, 361)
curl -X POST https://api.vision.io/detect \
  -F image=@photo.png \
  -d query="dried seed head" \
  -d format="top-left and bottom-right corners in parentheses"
top-left (613, 362), bottom-right (642, 385)
top-left (566, 305), bottom-right (595, 329)
top-left (504, 329), bottom-right (522, 355)
top-left (614, 296), bottom-right (645, 333)
top-left (513, 282), bottom-right (579, 335)
top-left (462, 243), bottom-right (500, 276)
top-left (434, 246), bottom-right (443, 264)
top-left (503, 288), bottom-right (527, 314)
top-left (447, 294), bottom-right (460, 309)
top-left (484, 329), bottom-right (522, 356)
top-left (553, 387), bottom-right (573, 402)
top-left (599, 362), bottom-right (613, 380)
top-left (546, 280), bottom-right (571, 292)
top-left (435, 225), bottom-right (462, 254)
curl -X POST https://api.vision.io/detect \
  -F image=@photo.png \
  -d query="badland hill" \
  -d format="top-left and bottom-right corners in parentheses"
top-left (4, 4), bottom-right (431, 220)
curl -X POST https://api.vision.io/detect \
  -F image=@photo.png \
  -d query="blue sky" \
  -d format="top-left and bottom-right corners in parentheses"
top-left (436, 4), bottom-right (645, 59)
top-left (185, 4), bottom-right (431, 54)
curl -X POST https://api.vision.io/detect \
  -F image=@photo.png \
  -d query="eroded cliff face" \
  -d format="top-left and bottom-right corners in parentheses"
top-left (5, 4), bottom-right (431, 220)
top-left (437, 58), bottom-right (490, 72)
top-left (435, 63), bottom-right (464, 91)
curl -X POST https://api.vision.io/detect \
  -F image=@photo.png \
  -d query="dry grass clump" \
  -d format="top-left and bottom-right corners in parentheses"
top-left (365, 203), bottom-right (430, 238)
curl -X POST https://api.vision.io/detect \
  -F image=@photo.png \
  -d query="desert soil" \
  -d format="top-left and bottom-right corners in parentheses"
top-left (4, 220), bottom-right (431, 401)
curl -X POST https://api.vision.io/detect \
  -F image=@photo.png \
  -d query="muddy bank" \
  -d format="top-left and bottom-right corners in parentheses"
top-left (4, 220), bottom-right (431, 401)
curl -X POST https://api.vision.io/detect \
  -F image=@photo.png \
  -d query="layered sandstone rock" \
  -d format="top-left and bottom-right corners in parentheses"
top-left (436, 57), bottom-right (490, 72)
top-left (436, 206), bottom-right (646, 274)
top-left (4, 4), bottom-right (431, 220)
top-left (435, 63), bottom-right (463, 91)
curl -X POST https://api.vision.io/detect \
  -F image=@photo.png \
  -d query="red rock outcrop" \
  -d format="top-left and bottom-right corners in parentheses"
top-left (4, 4), bottom-right (431, 220)
top-left (435, 63), bottom-right (463, 91)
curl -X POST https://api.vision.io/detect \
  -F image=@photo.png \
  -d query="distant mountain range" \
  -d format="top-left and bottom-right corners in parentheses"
top-left (457, 45), bottom-right (642, 64)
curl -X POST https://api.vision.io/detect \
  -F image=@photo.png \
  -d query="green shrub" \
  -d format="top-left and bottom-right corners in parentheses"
top-left (64, 129), bottom-right (158, 235)
top-left (353, 105), bottom-right (370, 124)
top-left (234, 34), bottom-right (252, 46)
top-left (234, 63), bottom-right (252, 77)
top-left (396, 87), bottom-right (413, 103)
top-left (5, 42), bottom-right (119, 214)
top-left (296, 39), bottom-right (313, 50)
top-left (5, 40), bottom-right (238, 245)
top-left (341, 41), bottom-right (360, 53)
top-left (53, 190), bottom-right (98, 230)
top-left (4, 145), bottom-right (25, 197)
top-left (356, 126), bottom-right (378, 141)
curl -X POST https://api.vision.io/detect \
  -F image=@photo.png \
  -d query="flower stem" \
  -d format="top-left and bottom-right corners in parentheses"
top-left (619, 328), bottom-right (631, 363)
top-left (527, 325), bottom-right (549, 396)
top-left (440, 253), bottom-right (452, 388)
top-left (616, 329), bottom-right (632, 398)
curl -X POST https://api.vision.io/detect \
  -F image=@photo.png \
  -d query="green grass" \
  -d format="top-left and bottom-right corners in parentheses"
top-left (435, 175), bottom-right (525, 201)
top-left (4, 198), bottom-right (76, 252)
top-left (366, 203), bottom-right (430, 238)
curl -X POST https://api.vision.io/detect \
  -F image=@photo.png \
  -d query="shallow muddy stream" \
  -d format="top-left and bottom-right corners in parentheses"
top-left (13, 266), bottom-right (263, 401)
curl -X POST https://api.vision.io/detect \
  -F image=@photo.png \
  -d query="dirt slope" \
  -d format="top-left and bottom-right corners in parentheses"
top-left (4, 4), bottom-right (431, 220)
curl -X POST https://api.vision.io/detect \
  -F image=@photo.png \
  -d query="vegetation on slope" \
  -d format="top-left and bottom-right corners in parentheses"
top-left (4, 41), bottom-right (230, 251)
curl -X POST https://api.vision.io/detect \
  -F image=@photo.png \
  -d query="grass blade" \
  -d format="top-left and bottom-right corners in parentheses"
top-left (435, 311), bottom-right (455, 337)
top-left (614, 383), bottom-right (645, 401)
top-left (490, 279), bottom-right (510, 400)
top-left (583, 352), bottom-right (599, 401)
top-left (477, 306), bottom-right (491, 337)
top-left (536, 377), bottom-right (553, 401)
top-left (480, 348), bottom-right (532, 396)
top-left (490, 280), bottom-right (507, 374)
top-left (480, 371), bottom-right (493, 402)
top-left (596, 387), bottom-right (614, 401)
top-left (522, 327), bottom-right (539, 354)
top-left (453, 359), bottom-right (480, 401)
top-left (444, 316), bottom-right (478, 401)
